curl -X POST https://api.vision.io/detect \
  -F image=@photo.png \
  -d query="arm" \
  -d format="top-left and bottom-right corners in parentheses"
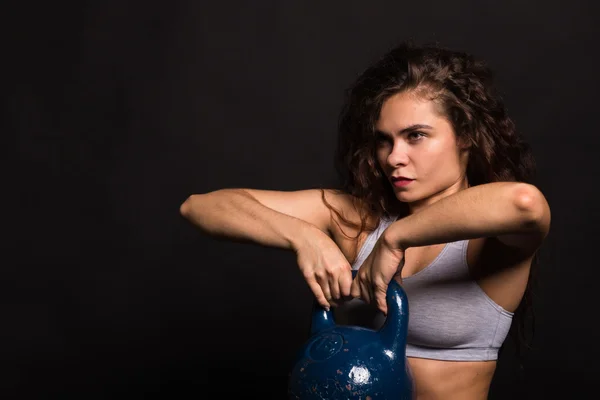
top-left (179, 188), bottom-right (357, 309)
top-left (351, 182), bottom-right (551, 313)
top-left (383, 182), bottom-right (551, 252)
top-left (179, 188), bottom-right (324, 251)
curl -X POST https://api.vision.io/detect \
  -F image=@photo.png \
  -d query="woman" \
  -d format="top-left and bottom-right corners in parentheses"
top-left (179, 42), bottom-right (551, 399)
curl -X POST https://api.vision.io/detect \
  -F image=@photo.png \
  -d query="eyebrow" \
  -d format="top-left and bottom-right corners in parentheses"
top-left (375, 124), bottom-right (434, 136)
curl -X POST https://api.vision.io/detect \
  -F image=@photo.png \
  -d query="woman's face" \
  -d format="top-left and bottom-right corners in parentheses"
top-left (375, 90), bottom-right (470, 214)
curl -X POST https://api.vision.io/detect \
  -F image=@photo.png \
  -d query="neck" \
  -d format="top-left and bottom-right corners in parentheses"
top-left (408, 177), bottom-right (470, 215)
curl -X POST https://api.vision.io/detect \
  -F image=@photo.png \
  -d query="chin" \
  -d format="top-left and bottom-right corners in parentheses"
top-left (394, 191), bottom-right (415, 203)
top-left (394, 188), bottom-right (431, 204)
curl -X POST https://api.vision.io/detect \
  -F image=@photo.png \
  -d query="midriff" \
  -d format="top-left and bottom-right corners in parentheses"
top-left (407, 357), bottom-right (496, 400)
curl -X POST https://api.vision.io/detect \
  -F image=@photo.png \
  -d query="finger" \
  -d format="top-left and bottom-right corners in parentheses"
top-left (394, 274), bottom-right (403, 285)
top-left (329, 272), bottom-right (341, 300)
top-left (359, 279), bottom-right (371, 304)
top-left (374, 284), bottom-right (388, 315)
top-left (306, 277), bottom-right (330, 310)
top-left (350, 268), bottom-right (365, 298)
top-left (339, 269), bottom-right (353, 298)
top-left (393, 266), bottom-right (403, 279)
top-left (328, 298), bottom-right (341, 308)
top-left (350, 278), bottom-right (361, 299)
top-left (316, 273), bottom-right (332, 304)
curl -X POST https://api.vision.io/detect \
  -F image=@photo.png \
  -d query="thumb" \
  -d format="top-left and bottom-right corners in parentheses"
top-left (350, 279), bottom-right (361, 298)
top-left (375, 284), bottom-right (388, 315)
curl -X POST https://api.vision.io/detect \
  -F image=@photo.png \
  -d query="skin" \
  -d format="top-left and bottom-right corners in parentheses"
top-left (349, 91), bottom-right (550, 399)
top-left (374, 91), bottom-right (470, 214)
top-left (180, 90), bottom-right (551, 400)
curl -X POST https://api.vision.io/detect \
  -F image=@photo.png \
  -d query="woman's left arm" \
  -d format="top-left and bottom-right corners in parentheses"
top-left (384, 182), bottom-right (551, 252)
top-left (350, 182), bottom-right (551, 313)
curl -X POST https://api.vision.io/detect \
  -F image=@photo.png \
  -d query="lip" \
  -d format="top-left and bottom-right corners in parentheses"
top-left (391, 176), bottom-right (414, 187)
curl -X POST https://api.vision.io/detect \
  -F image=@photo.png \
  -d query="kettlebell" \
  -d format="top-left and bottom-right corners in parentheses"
top-left (288, 271), bottom-right (413, 399)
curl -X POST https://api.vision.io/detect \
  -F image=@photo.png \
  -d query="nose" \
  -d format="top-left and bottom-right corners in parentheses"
top-left (386, 140), bottom-right (409, 168)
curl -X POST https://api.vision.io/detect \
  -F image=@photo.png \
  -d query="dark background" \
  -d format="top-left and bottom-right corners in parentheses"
top-left (7, 1), bottom-right (597, 398)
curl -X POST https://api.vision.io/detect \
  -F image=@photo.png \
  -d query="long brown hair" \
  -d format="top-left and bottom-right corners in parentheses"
top-left (322, 41), bottom-right (539, 367)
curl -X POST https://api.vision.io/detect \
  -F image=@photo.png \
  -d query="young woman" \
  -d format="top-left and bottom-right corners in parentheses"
top-left (180, 42), bottom-right (551, 399)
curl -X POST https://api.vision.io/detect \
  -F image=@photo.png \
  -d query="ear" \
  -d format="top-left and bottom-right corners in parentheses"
top-left (457, 134), bottom-right (473, 151)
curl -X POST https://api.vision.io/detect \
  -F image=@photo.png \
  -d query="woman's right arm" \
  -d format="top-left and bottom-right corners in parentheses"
top-left (179, 188), bottom-right (355, 309)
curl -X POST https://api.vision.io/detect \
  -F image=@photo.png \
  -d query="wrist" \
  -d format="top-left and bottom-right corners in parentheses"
top-left (382, 220), bottom-right (408, 250)
top-left (288, 220), bottom-right (323, 252)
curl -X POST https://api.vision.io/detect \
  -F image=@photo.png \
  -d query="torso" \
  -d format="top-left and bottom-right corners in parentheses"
top-left (327, 196), bottom-right (533, 399)
top-left (399, 238), bottom-right (530, 399)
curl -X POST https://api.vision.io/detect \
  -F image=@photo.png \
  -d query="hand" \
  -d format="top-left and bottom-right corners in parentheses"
top-left (293, 227), bottom-right (354, 311)
top-left (350, 233), bottom-right (405, 315)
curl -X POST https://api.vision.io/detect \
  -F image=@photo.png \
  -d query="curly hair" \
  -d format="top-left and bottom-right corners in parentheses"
top-left (322, 41), bottom-right (538, 369)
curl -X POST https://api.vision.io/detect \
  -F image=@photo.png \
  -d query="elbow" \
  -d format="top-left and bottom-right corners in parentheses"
top-left (512, 183), bottom-right (551, 235)
top-left (179, 195), bottom-right (197, 219)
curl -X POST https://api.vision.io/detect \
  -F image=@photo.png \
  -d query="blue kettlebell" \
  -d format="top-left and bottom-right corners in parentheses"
top-left (288, 271), bottom-right (414, 399)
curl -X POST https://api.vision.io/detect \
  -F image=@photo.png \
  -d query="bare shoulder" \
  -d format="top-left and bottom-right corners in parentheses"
top-left (317, 189), bottom-right (379, 262)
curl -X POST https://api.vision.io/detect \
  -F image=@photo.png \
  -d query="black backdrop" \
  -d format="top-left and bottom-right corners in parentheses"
top-left (7, 1), bottom-right (598, 398)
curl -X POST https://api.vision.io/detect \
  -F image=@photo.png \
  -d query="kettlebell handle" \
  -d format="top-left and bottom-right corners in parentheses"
top-left (309, 270), bottom-right (409, 351)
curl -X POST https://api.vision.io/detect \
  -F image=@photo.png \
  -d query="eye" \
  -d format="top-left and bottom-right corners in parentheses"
top-left (407, 131), bottom-right (425, 141)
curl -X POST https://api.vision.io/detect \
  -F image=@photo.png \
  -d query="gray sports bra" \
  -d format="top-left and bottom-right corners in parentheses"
top-left (333, 214), bottom-right (514, 361)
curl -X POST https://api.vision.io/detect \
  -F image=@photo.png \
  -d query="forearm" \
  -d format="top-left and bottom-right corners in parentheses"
top-left (179, 189), bottom-right (314, 251)
top-left (384, 182), bottom-right (548, 249)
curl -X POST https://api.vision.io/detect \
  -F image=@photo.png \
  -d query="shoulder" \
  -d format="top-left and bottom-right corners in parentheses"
top-left (320, 189), bottom-right (380, 233)
top-left (319, 189), bottom-right (382, 262)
